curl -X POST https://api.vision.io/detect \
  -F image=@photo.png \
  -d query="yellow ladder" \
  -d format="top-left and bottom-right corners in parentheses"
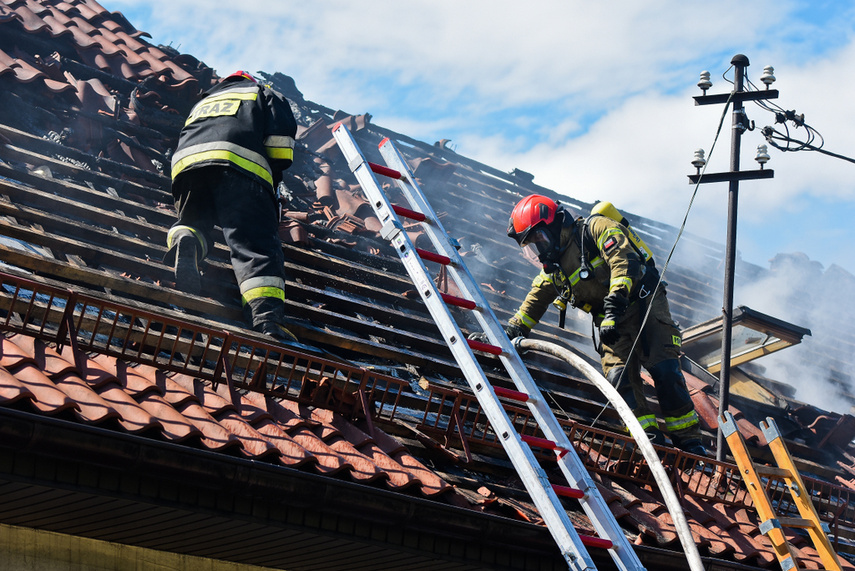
top-left (720, 411), bottom-right (842, 571)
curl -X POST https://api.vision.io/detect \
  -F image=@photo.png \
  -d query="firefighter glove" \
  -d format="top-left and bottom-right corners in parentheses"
top-left (599, 292), bottom-right (628, 346)
top-left (468, 322), bottom-right (529, 344)
top-left (504, 322), bottom-right (529, 340)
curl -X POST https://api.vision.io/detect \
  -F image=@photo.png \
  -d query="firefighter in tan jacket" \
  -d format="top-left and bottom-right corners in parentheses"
top-left (484, 194), bottom-right (706, 455)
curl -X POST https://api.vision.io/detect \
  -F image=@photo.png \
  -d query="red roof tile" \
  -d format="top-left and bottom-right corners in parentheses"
top-left (51, 371), bottom-right (120, 423)
top-left (13, 3), bottom-right (49, 33)
top-left (0, 366), bottom-right (36, 404)
top-left (0, 332), bottom-right (464, 505)
top-left (5, 362), bottom-right (78, 414)
top-left (74, 0), bottom-right (105, 21)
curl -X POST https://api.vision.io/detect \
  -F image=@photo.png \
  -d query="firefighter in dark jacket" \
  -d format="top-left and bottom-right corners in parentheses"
top-left (482, 194), bottom-right (706, 455)
top-left (166, 70), bottom-right (298, 343)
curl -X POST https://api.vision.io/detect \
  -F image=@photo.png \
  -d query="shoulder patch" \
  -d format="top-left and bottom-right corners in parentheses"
top-left (602, 236), bottom-right (618, 253)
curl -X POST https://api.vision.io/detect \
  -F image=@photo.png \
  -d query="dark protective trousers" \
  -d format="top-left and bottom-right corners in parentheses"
top-left (598, 288), bottom-right (701, 443)
top-left (171, 166), bottom-right (285, 325)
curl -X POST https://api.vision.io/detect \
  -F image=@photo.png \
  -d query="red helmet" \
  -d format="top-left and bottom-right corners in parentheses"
top-left (224, 70), bottom-right (257, 83)
top-left (507, 194), bottom-right (558, 245)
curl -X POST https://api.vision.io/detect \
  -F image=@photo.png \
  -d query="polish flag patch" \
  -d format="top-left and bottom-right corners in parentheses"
top-left (603, 236), bottom-right (618, 252)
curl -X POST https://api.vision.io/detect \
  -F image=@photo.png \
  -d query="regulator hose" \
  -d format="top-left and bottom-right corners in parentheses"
top-left (513, 337), bottom-right (704, 571)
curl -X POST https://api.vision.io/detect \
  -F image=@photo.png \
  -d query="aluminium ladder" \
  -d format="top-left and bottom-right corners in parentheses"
top-left (332, 123), bottom-right (646, 571)
top-left (721, 411), bottom-right (842, 571)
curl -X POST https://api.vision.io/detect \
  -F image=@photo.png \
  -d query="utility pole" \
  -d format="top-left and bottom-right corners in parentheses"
top-left (689, 54), bottom-right (777, 461)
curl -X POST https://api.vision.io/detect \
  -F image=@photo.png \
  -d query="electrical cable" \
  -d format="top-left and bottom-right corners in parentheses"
top-left (745, 71), bottom-right (855, 164)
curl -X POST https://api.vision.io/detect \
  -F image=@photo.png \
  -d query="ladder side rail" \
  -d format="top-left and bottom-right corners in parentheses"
top-left (378, 136), bottom-right (644, 571)
top-left (377, 139), bottom-right (518, 353)
top-left (480, 331), bottom-right (642, 568)
top-left (338, 129), bottom-right (514, 360)
top-left (761, 418), bottom-right (843, 571)
top-left (517, 378), bottom-right (636, 558)
top-left (390, 222), bottom-right (599, 571)
top-left (380, 139), bottom-right (644, 570)
top-left (333, 125), bottom-right (598, 571)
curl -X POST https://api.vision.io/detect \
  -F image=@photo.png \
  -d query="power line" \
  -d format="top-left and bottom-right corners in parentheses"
top-left (744, 69), bottom-right (855, 165)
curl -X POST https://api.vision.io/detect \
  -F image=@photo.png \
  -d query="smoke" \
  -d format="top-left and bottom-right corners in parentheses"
top-left (620, 207), bottom-right (855, 415)
top-left (737, 253), bottom-right (855, 414)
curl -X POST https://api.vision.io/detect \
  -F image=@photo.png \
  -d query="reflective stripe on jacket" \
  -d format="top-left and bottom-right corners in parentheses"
top-left (171, 78), bottom-right (297, 191)
top-left (509, 215), bottom-right (643, 331)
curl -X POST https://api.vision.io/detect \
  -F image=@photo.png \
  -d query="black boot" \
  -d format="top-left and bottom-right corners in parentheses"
top-left (174, 234), bottom-right (201, 295)
top-left (675, 437), bottom-right (707, 457)
top-left (645, 427), bottom-right (668, 446)
top-left (246, 296), bottom-right (298, 344)
top-left (254, 321), bottom-right (298, 343)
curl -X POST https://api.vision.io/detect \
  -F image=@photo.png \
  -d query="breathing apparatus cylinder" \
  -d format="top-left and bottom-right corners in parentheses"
top-left (591, 201), bottom-right (655, 266)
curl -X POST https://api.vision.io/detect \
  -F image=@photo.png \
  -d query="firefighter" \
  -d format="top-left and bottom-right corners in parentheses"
top-left (475, 194), bottom-right (706, 456)
top-left (165, 70), bottom-right (298, 343)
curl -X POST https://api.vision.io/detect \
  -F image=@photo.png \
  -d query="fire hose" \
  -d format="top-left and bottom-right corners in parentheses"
top-left (512, 337), bottom-right (704, 571)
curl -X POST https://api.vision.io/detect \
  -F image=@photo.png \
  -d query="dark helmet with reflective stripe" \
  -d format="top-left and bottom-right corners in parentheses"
top-left (224, 70), bottom-right (258, 83)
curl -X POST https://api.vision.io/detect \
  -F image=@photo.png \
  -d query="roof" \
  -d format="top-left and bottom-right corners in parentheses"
top-left (2, 1), bottom-right (855, 569)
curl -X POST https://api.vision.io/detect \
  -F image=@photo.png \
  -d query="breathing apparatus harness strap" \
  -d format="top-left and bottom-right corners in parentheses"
top-left (545, 208), bottom-right (580, 329)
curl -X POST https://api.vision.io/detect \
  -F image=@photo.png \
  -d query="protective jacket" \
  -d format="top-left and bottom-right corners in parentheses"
top-left (510, 214), bottom-right (647, 331)
top-left (508, 212), bottom-right (701, 445)
top-left (171, 76), bottom-right (297, 192)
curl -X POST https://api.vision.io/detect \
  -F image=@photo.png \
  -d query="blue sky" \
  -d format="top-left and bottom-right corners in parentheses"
top-left (112, 0), bottom-right (855, 277)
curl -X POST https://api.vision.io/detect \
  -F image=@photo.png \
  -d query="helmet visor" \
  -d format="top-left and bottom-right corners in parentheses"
top-left (521, 228), bottom-right (556, 261)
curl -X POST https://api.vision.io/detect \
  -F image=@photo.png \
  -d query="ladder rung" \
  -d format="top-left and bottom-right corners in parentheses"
top-left (778, 517), bottom-right (815, 529)
top-left (440, 293), bottom-right (476, 310)
top-left (466, 338), bottom-right (503, 355)
top-left (521, 434), bottom-right (567, 453)
top-left (415, 248), bottom-right (451, 265)
top-left (493, 386), bottom-right (530, 402)
top-left (391, 204), bottom-right (426, 221)
top-left (552, 484), bottom-right (584, 499)
top-left (579, 535), bottom-right (614, 550)
top-left (755, 465), bottom-right (792, 479)
top-left (367, 161), bottom-right (402, 180)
